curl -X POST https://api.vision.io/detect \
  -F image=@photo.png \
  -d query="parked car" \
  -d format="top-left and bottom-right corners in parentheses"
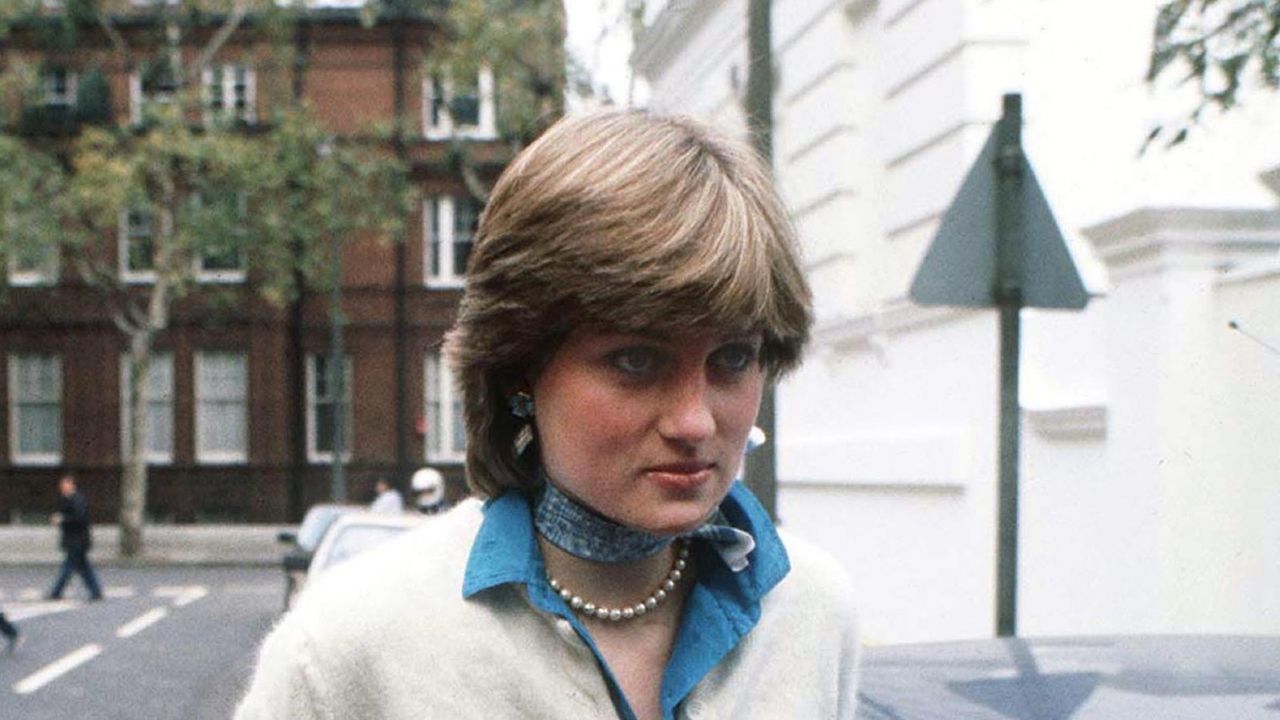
top-left (288, 511), bottom-right (425, 608)
top-left (276, 503), bottom-right (360, 611)
top-left (856, 635), bottom-right (1280, 719)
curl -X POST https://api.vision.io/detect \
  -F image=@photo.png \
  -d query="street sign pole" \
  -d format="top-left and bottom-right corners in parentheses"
top-left (994, 96), bottom-right (1024, 637)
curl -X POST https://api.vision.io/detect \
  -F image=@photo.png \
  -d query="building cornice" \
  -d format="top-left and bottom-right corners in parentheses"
top-left (632, 0), bottom-right (728, 79)
top-left (1083, 207), bottom-right (1280, 280)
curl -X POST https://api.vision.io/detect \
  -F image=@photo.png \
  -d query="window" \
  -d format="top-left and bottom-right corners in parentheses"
top-left (192, 192), bottom-right (247, 282)
top-left (8, 354), bottom-right (61, 465)
top-left (424, 195), bottom-right (477, 285)
top-left (423, 65), bottom-right (495, 140)
top-left (42, 67), bottom-right (77, 107)
top-left (130, 59), bottom-right (177, 125)
top-left (306, 354), bottom-right (352, 463)
top-left (424, 350), bottom-right (464, 462)
top-left (120, 353), bottom-right (174, 464)
top-left (203, 65), bottom-right (255, 125)
top-left (195, 352), bottom-right (247, 463)
top-left (120, 208), bottom-right (156, 282)
top-left (6, 243), bottom-right (58, 286)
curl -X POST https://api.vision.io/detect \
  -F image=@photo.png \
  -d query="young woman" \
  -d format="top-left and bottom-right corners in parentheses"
top-left (236, 110), bottom-right (859, 720)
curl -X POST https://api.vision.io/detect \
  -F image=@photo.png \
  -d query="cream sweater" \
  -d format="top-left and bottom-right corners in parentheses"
top-left (235, 498), bottom-right (860, 719)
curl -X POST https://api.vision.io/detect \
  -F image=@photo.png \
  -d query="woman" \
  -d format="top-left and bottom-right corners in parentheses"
top-left (236, 110), bottom-right (859, 719)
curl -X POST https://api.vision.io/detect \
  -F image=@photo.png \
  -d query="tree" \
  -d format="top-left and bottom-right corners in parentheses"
top-left (1147, 0), bottom-right (1280, 147)
top-left (0, 2), bottom-right (410, 556)
top-left (364, 0), bottom-right (567, 200)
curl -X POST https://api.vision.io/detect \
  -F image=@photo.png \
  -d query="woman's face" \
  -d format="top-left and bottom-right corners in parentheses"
top-left (531, 327), bottom-right (765, 536)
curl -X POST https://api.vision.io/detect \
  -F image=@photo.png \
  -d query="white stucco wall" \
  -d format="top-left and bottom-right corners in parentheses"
top-left (635, 0), bottom-right (1280, 643)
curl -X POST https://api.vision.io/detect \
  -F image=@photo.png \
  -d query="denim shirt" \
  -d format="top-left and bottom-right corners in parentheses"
top-left (461, 481), bottom-right (791, 720)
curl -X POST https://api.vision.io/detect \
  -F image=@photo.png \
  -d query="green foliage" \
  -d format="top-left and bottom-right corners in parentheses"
top-left (0, 135), bottom-right (66, 291)
top-left (1147, 0), bottom-right (1280, 148)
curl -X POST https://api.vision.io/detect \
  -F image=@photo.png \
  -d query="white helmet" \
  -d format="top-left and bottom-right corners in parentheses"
top-left (410, 467), bottom-right (445, 506)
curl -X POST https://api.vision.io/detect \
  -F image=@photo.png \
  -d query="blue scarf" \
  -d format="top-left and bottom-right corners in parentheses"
top-left (533, 476), bottom-right (756, 572)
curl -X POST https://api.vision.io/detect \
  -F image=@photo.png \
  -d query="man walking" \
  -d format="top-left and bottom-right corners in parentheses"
top-left (0, 609), bottom-right (18, 654)
top-left (47, 475), bottom-right (103, 601)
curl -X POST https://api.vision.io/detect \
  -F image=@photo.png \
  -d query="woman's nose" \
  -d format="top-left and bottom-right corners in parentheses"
top-left (657, 371), bottom-right (716, 443)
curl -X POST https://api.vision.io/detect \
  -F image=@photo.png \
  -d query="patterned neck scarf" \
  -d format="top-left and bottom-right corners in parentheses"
top-left (533, 474), bottom-right (756, 572)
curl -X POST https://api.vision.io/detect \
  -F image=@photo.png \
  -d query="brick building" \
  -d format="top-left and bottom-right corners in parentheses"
top-left (0, 6), bottom-right (536, 523)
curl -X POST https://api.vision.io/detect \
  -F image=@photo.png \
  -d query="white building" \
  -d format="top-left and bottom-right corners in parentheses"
top-left (634, 0), bottom-right (1280, 643)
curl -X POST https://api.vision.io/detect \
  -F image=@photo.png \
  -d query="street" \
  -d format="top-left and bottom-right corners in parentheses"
top-left (0, 566), bottom-right (279, 720)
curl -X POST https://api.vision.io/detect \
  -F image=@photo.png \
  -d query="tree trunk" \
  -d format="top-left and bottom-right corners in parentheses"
top-left (119, 333), bottom-right (153, 558)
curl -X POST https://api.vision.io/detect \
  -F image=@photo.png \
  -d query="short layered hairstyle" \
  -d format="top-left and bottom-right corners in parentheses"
top-left (445, 110), bottom-right (813, 498)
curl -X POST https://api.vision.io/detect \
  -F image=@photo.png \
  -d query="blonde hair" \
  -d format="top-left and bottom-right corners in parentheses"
top-left (446, 110), bottom-right (812, 497)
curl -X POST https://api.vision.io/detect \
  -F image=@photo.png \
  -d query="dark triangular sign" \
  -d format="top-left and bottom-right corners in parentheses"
top-left (909, 122), bottom-right (1090, 310)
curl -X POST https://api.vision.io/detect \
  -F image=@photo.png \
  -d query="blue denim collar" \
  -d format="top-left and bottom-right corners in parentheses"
top-left (533, 478), bottom-right (673, 563)
top-left (462, 482), bottom-right (790, 720)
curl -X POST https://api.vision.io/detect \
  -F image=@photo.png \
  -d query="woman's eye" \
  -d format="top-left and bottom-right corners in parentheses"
top-left (711, 343), bottom-right (758, 373)
top-left (609, 347), bottom-right (659, 376)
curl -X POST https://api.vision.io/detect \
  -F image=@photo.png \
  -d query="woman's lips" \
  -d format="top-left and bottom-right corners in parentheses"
top-left (644, 462), bottom-right (715, 490)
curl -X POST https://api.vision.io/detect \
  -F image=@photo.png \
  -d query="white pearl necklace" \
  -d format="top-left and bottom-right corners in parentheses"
top-left (548, 540), bottom-right (690, 622)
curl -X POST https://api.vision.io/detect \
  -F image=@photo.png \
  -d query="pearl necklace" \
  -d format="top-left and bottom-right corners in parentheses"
top-left (548, 540), bottom-right (691, 622)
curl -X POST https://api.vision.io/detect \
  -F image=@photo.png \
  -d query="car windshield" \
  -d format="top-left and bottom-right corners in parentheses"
top-left (296, 507), bottom-right (347, 552)
top-left (318, 524), bottom-right (408, 571)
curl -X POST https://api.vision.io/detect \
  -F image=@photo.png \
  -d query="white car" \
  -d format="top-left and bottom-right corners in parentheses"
top-left (288, 512), bottom-right (425, 608)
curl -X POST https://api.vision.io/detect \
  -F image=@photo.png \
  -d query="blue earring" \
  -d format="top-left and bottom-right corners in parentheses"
top-left (509, 392), bottom-right (535, 419)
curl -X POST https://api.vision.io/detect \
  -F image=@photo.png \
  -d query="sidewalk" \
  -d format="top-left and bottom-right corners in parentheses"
top-left (0, 524), bottom-right (288, 567)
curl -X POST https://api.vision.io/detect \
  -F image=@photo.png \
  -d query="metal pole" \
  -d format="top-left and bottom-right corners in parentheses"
top-left (743, 0), bottom-right (777, 519)
top-left (994, 93), bottom-right (1023, 637)
top-left (328, 221), bottom-right (347, 502)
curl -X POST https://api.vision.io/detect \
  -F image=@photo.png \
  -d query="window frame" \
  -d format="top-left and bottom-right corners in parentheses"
top-left (423, 195), bottom-right (476, 287)
top-left (119, 207), bottom-right (158, 283)
top-left (305, 353), bottom-right (353, 464)
top-left (201, 64), bottom-right (256, 126)
top-left (41, 67), bottom-right (78, 107)
top-left (424, 350), bottom-right (464, 463)
top-left (194, 351), bottom-right (249, 464)
top-left (423, 65), bottom-right (495, 140)
top-left (120, 352), bottom-right (175, 465)
top-left (8, 353), bottom-right (62, 466)
top-left (192, 191), bottom-right (249, 283)
top-left (129, 65), bottom-right (177, 126)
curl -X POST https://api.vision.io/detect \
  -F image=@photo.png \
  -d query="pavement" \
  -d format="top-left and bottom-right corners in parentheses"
top-left (0, 524), bottom-right (289, 567)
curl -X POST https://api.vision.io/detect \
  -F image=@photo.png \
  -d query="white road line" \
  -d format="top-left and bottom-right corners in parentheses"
top-left (7, 602), bottom-right (76, 622)
top-left (115, 607), bottom-right (169, 639)
top-left (12, 644), bottom-right (103, 695)
top-left (17, 589), bottom-right (41, 601)
top-left (154, 585), bottom-right (209, 607)
top-left (104, 586), bottom-right (136, 599)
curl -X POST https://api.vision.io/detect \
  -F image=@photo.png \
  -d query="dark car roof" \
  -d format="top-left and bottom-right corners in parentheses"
top-left (856, 635), bottom-right (1280, 719)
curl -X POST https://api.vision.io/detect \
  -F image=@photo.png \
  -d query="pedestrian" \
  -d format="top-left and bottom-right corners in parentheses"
top-left (409, 467), bottom-right (448, 515)
top-left (0, 609), bottom-right (18, 654)
top-left (368, 478), bottom-right (404, 514)
top-left (47, 474), bottom-right (104, 601)
top-left (236, 110), bottom-right (860, 719)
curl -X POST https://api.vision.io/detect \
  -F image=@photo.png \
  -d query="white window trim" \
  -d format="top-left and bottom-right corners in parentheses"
top-left (194, 351), bottom-right (249, 464)
top-left (200, 64), bottom-right (256, 126)
top-left (424, 351), bottom-right (464, 463)
top-left (8, 353), bottom-right (62, 466)
top-left (7, 247), bottom-right (59, 287)
top-left (42, 68), bottom-right (78, 107)
top-left (305, 354), bottom-right (353, 464)
top-left (423, 195), bottom-right (474, 287)
top-left (119, 208), bottom-right (157, 284)
top-left (423, 65), bottom-right (495, 141)
top-left (192, 193), bottom-right (248, 284)
top-left (129, 69), bottom-right (176, 126)
top-left (119, 353), bottom-right (175, 465)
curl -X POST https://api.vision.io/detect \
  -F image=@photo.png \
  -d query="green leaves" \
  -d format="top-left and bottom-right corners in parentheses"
top-left (1147, 0), bottom-right (1280, 148)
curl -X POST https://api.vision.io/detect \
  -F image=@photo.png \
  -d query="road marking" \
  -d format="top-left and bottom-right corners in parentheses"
top-left (105, 586), bottom-right (136, 599)
top-left (13, 644), bottom-right (103, 695)
top-left (17, 589), bottom-right (42, 601)
top-left (116, 607), bottom-right (169, 639)
top-left (7, 602), bottom-right (76, 623)
top-left (154, 585), bottom-right (209, 607)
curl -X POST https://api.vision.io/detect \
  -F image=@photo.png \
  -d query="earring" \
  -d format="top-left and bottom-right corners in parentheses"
top-left (509, 391), bottom-right (534, 419)
top-left (509, 392), bottom-right (535, 456)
